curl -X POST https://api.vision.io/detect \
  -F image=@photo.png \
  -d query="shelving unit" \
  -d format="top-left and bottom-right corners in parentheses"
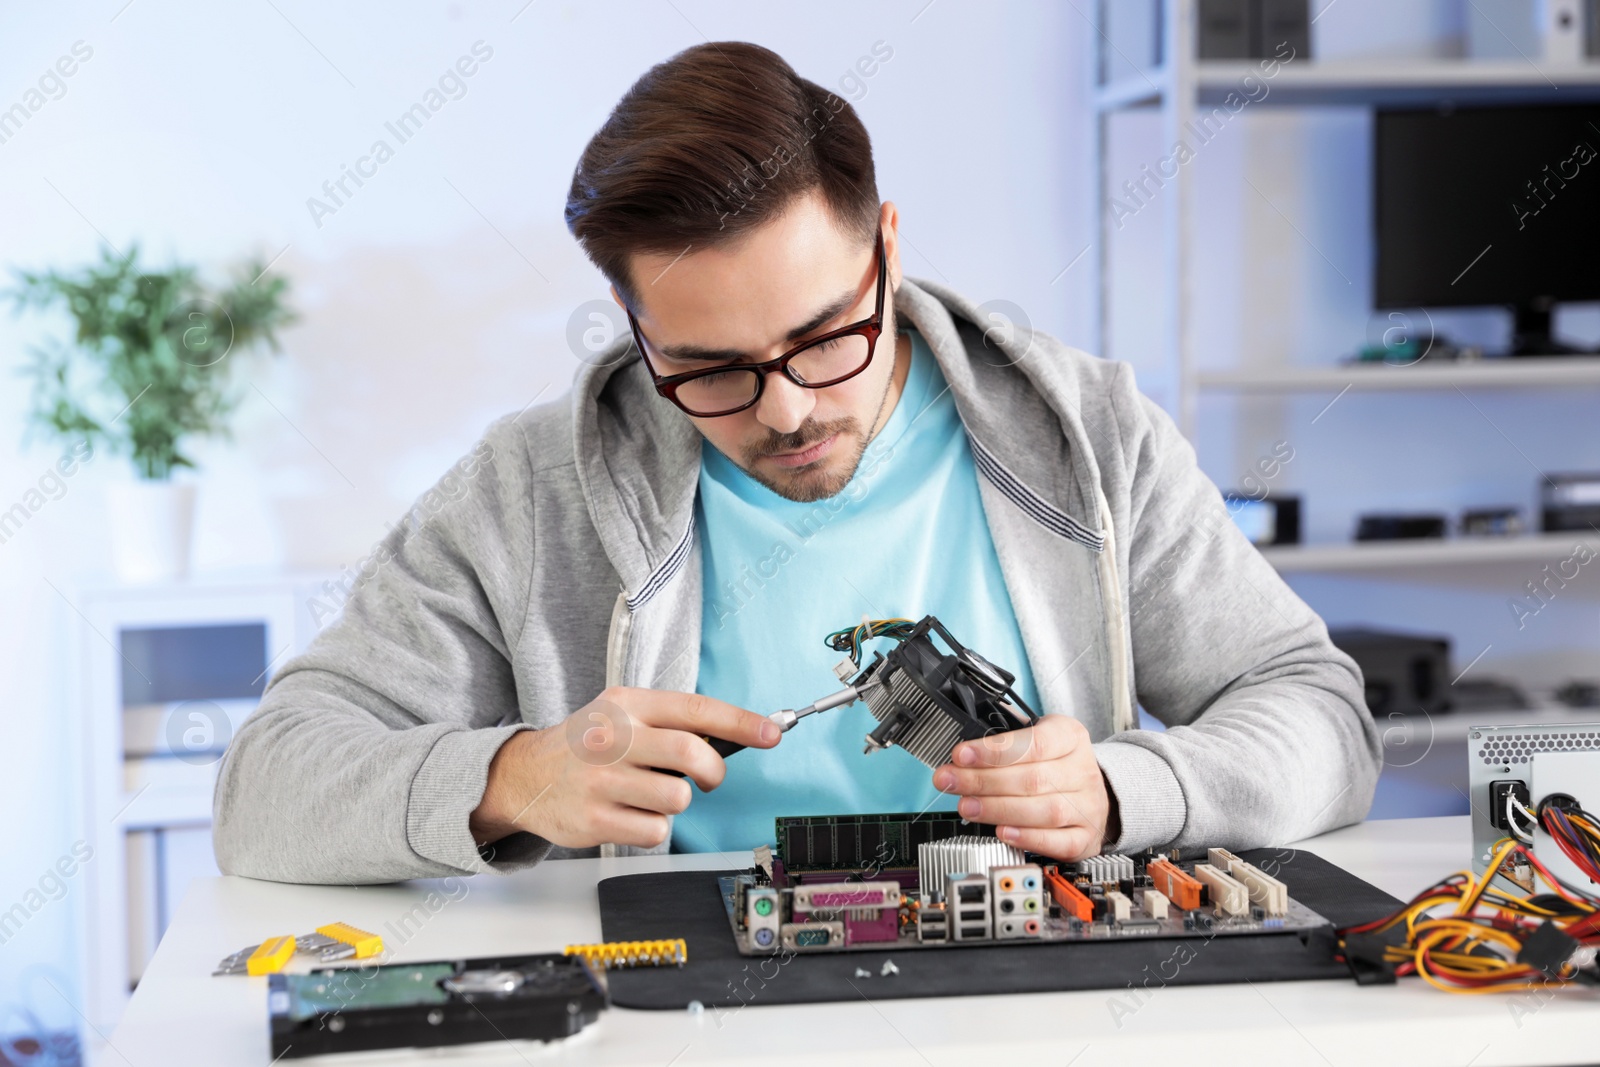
top-left (1088, 1), bottom-right (1600, 436)
top-left (1198, 355), bottom-right (1600, 392)
top-left (71, 572), bottom-right (328, 1051)
top-left (1088, 3), bottom-right (1600, 821)
top-left (1196, 58), bottom-right (1600, 106)
top-left (1097, 59), bottom-right (1600, 113)
top-left (1259, 531), bottom-right (1600, 574)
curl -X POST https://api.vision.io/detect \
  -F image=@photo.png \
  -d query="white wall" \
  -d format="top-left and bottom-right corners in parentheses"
top-left (0, 0), bottom-right (1094, 1026)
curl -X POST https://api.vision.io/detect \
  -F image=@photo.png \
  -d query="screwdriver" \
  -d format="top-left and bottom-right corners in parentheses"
top-left (659, 681), bottom-right (873, 777)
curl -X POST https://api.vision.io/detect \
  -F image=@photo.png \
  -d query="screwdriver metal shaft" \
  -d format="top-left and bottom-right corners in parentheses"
top-left (661, 680), bottom-right (874, 776)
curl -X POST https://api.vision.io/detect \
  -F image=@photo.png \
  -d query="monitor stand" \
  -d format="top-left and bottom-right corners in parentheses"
top-left (1510, 298), bottom-right (1589, 356)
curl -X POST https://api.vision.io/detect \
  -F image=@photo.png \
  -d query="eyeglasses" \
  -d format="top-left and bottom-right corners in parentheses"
top-left (625, 226), bottom-right (887, 418)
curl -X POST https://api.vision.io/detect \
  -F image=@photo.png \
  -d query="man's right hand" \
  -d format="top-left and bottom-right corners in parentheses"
top-left (468, 687), bottom-right (781, 851)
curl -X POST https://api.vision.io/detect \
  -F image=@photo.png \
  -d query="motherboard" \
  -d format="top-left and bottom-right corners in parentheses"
top-left (722, 812), bottom-right (1330, 955)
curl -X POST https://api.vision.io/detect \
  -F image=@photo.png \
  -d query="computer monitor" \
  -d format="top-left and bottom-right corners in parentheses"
top-left (1373, 103), bottom-right (1600, 355)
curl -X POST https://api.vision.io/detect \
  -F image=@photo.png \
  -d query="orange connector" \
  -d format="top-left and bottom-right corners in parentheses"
top-left (1043, 866), bottom-right (1094, 922)
top-left (1147, 859), bottom-right (1202, 911)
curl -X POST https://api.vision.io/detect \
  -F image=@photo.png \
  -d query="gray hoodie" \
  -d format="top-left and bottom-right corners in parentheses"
top-left (212, 276), bottom-right (1381, 885)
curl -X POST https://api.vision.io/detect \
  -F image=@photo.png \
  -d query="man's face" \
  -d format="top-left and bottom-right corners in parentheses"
top-left (616, 194), bottom-right (906, 503)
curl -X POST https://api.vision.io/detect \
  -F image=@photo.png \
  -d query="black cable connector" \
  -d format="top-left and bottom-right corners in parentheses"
top-left (1515, 919), bottom-right (1581, 979)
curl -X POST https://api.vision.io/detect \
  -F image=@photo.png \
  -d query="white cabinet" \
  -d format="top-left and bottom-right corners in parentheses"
top-left (70, 574), bottom-right (329, 1044)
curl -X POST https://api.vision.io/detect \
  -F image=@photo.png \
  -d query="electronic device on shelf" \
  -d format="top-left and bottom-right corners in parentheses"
top-left (1196, 0), bottom-right (1311, 60)
top-left (721, 811), bottom-right (1330, 957)
top-left (1355, 513), bottom-right (1448, 541)
top-left (1555, 681), bottom-right (1600, 709)
top-left (1347, 338), bottom-right (1486, 365)
top-left (1328, 628), bottom-right (1452, 717)
top-left (1460, 507), bottom-right (1525, 538)
top-left (1225, 492), bottom-right (1301, 546)
top-left (1449, 678), bottom-right (1531, 712)
top-left (1374, 103), bottom-right (1600, 357)
top-left (268, 953), bottom-right (607, 1059)
top-left (1541, 473), bottom-right (1600, 532)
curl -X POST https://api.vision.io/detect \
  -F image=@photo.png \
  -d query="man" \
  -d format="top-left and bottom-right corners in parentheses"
top-left (214, 42), bottom-right (1380, 884)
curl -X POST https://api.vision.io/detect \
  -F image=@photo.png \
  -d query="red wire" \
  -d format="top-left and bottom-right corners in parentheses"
top-left (1544, 812), bottom-right (1600, 884)
top-left (1337, 816), bottom-right (1599, 993)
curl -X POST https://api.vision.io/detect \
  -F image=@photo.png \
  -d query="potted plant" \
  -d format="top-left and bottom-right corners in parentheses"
top-left (7, 244), bottom-right (297, 582)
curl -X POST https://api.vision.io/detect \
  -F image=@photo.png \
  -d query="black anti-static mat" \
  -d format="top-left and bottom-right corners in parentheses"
top-left (596, 848), bottom-right (1401, 1008)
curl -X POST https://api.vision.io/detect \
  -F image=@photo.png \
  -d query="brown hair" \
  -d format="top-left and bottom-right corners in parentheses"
top-left (565, 41), bottom-right (880, 311)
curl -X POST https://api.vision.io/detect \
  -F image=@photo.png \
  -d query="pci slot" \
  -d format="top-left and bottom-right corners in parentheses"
top-left (1206, 848), bottom-right (1289, 916)
top-left (1193, 863), bottom-right (1249, 917)
top-left (1043, 866), bottom-right (1094, 922)
top-left (1146, 858), bottom-right (1203, 911)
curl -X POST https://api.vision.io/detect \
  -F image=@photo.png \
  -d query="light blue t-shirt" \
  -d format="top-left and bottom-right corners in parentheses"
top-left (681, 327), bottom-right (1040, 853)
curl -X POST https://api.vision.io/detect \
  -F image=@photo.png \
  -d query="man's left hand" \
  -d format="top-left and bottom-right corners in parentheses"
top-left (931, 714), bottom-right (1120, 861)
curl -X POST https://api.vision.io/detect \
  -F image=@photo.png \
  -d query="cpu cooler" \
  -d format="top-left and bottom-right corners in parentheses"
top-left (833, 616), bottom-right (1040, 768)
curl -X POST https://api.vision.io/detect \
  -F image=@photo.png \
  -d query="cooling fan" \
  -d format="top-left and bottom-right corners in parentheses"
top-left (827, 615), bottom-right (1040, 768)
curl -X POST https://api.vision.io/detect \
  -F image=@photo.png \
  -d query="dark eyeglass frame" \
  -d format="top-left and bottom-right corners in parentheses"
top-left (624, 225), bottom-right (887, 418)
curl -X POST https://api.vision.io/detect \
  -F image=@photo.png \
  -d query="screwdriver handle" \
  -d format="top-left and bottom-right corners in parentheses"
top-left (703, 735), bottom-right (748, 760)
top-left (657, 734), bottom-right (748, 778)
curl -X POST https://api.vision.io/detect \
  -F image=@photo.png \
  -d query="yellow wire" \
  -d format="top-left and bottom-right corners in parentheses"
top-left (1347, 830), bottom-right (1600, 996)
top-left (1412, 924), bottom-right (1541, 994)
top-left (849, 618), bottom-right (916, 660)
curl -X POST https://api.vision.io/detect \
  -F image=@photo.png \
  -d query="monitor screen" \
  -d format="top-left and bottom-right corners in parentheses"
top-left (1373, 104), bottom-right (1600, 312)
top-left (1228, 498), bottom-right (1277, 545)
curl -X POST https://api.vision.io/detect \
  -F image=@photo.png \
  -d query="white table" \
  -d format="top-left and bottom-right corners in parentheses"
top-left (106, 816), bottom-right (1597, 1067)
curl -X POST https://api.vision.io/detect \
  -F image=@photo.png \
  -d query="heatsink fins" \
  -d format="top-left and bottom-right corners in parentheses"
top-left (862, 669), bottom-right (964, 767)
top-left (1077, 854), bottom-right (1135, 884)
top-left (918, 835), bottom-right (1025, 896)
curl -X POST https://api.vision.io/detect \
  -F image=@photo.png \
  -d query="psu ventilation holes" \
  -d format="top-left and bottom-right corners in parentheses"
top-left (1477, 731), bottom-right (1600, 764)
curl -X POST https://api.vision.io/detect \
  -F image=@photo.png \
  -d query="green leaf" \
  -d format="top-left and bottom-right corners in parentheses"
top-left (7, 244), bottom-right (296, 479)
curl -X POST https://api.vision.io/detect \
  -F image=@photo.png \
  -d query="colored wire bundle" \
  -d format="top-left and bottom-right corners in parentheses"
top-left (1337, 798), bottom-right (1600, 994)
top-left (1540, 801), bottom-right (1600, 882)
top-left (825, 617), bottom-right (917, 667)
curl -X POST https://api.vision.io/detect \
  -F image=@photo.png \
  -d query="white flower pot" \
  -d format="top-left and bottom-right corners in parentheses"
top-left (106, 481), bottom-right (197, 583)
